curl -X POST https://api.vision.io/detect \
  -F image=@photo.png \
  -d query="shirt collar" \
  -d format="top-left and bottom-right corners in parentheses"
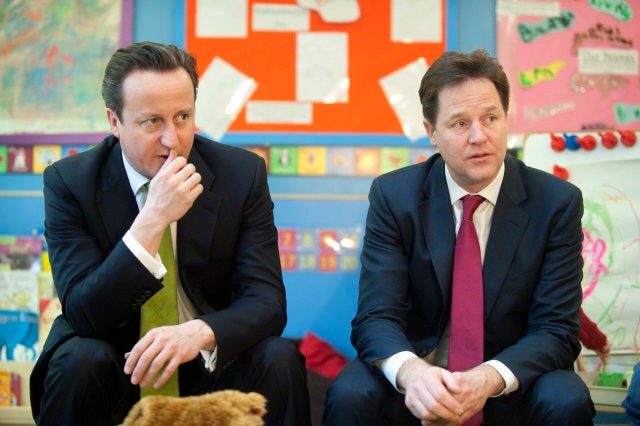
top-left (121, 151), bottom-right (149, 196)
top-left (445, 162), bottom-right (505, 206)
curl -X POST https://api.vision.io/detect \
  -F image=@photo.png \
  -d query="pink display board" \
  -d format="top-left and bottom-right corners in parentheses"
top-left (497, 0), bottom-right (639, 134)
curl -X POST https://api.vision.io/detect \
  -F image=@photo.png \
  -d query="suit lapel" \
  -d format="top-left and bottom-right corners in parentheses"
top-left (483, 158), bottom-right (530, 317)
top-left (177, 146), bottom-right (221, 274)
top-left (96, 143), bottom-right (139, 249)
top-left (420, 156), bottom-right (456, 302)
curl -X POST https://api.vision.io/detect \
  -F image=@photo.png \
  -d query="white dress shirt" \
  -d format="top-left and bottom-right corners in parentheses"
top-left (379, 162), bottom-right (518, 395)
top-left (120, 153), bottom-right (217, 372)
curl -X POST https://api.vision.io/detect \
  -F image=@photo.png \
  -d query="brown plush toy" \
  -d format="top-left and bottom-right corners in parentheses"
top-left (119, 389), bottom-right (267, 426)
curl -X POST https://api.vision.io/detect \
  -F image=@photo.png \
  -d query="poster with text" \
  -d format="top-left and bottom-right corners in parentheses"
top-left (497, 0), bottom-right (640, 134)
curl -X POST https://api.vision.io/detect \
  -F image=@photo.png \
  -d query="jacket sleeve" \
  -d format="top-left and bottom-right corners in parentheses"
top-left (43, 163), bottom-right (160, 344)
top-left (351, 177), bottom-right (417, 367)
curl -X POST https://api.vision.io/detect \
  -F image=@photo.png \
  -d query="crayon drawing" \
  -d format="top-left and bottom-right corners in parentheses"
top-left (524, 131), bottom-right (640, 353)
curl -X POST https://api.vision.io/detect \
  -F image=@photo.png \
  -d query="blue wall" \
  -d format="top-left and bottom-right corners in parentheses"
top-left (0, 0), bottom-right (497, 359)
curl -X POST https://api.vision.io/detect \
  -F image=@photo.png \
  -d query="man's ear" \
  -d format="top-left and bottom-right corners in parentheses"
top-left (106, 109), bottom-right (120, 138)
top-left (423, 119), bottom-right (436, 146)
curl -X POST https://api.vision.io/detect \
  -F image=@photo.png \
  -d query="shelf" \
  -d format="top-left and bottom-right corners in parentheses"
top-left (0, 361), bottom-right (35, 426)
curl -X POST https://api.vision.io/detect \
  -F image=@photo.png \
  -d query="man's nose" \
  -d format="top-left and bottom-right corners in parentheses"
top-left (161, 123), bottom-right (179, 148)
top-left (468, 121), bottom-right (487, 144)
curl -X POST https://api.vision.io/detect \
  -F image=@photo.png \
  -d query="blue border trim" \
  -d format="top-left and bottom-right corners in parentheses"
top-left (173, 0), bottom-right (186, 47)
top-left (217, 132), bottom-right (432, 146)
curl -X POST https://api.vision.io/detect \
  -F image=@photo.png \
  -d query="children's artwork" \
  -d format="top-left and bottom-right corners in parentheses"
top-left (0, 271), bottom-right (39, 361)
top-left (523, 130), bottom-right (640, 353)
top-left (497, 0), bottom-right (640, 134)
top-left (0, 0), bottom-right (130, 136)
top-left (0, 236), bottom-right (42, 271)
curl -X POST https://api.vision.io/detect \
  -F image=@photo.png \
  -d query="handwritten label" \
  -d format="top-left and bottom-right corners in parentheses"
top-left (524, 101), bottom-right (575, 122)
top-left (519, 60), bottom-right (566, 87)
top-left (589, 0), bottom-right (633, 22)
top-left (572, 23), bottom-right (633, 56)
top-left (570, 72), bottom-right (629, 96)
top-left (518, 10), bottom-right (575, 43)
top-left (615, 103), bottom-right (640, 124)
top-left (578, 48), bottom-right (638, 75)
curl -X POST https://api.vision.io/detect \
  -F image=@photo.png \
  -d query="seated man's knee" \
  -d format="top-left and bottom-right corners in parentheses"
top-left (325, 360), bottom-right (392, 424)
top-left (254, 337), bottom-right (305, 372)
top-left (528, 370), bottom-right (595, 424)
top-left (48, 337), bottom-right (122, 380)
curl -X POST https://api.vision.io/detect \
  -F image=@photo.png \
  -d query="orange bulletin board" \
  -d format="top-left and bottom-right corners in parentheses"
top-left (185, 0), bottom-right (446, 135)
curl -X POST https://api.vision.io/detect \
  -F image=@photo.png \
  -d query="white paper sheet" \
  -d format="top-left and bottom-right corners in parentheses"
top-left (297, 0), bottom-right (360, 23)
top-left (391, 0), bottom-right (442, 43)
top-left (496, 0), bottom-right (561, 16)
top-left (195, 57), bottom-right (257, 140)
top-left (578, 48), bottom-right (638, 76)
top-left (246, 101), bottom-right (313, 124)
top-left (379, 57), bottom-right (429, 141)
top-left (252, 3), bottom-right (310, 32)
top-left (296, 32), bottom-right (349, 103)
top-left (196, 0), bottom-right (248, 38)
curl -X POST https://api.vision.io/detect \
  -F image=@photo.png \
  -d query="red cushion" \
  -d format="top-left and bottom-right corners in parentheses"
top-left (299, 331), bottom-right (348, 380)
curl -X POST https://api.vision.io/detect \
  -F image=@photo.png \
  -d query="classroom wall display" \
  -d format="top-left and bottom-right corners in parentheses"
top-left (523, 130), bottom-right (640, 353)
top-left (0, 143), bottom-right (435, 176)
top-left (0, 0), bottom-right (132, 143)
top-left (185, 0), bottom-right (446, 141)
top-left (497, 0), bottom-right (639, 135)
top-left (278, 227), bottom-right (362, 272)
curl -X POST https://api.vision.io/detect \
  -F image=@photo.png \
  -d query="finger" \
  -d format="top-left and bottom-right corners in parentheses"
top-left (123, 338), bottom-right (149, 376)
top-left (442, 370), bottom-right (462, 394)
top-left (129, 338), bottom-right (164, 386)
top-left (156, 150), bottom-right (185, 180)
top-left (174, 166), bottom-right (199, 190)
top-left (184, 173), bottom-right (202, 193)
top-left (152, 358), bottom-right (180, 389)
top-left (157, 149), bottom-right (178, 175)
top-left (136, 344), bottom-right (167, 387)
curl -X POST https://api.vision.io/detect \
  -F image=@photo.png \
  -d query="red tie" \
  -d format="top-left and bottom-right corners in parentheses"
top-left (449, 195), bottom-right (484, 425)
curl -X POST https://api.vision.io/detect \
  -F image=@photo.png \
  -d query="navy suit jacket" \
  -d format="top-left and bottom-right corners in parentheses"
top-left (31, 135), bottom-right (285, 414)
top-left (351, 153), bottom-right (584, 397)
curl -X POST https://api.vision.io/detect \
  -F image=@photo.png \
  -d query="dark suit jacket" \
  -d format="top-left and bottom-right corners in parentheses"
top-left (31, 134), bottom-right (285, 415)
top-left (351, 153), bottom-right (584, 397)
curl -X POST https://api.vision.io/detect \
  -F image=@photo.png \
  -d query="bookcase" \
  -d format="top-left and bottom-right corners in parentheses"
top-left (0, 361), bottom-right (35, 425)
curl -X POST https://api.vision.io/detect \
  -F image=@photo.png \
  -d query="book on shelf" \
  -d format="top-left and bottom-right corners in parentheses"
top-left (0, 367), bottom-right (20, 406)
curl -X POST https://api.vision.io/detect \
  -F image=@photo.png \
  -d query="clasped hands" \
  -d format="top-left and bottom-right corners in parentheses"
top-left (398, 358), bottom-right (504, 425)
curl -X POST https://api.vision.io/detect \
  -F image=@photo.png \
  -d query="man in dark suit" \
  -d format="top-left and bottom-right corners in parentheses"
top-left (324, 50), bottom-right (595, 425)
top-left (30, 42), bottom-right (310, 426)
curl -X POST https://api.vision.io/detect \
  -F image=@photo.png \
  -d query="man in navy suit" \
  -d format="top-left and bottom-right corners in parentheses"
top-left (30, 42), bottom-right (310, 426)
top-left (324, 50), bottom-right (595, 425)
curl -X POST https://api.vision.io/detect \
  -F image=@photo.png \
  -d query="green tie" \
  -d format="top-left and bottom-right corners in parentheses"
top-left (139, 226), bottom-right (180, 397)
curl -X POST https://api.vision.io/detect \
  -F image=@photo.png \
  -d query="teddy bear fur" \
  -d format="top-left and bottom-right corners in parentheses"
top-left (119, 389), bottom-right (267, 426)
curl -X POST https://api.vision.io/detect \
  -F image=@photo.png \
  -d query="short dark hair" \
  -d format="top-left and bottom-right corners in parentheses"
top-left (418, 49), bottom-right (510, 126)
top-left (101, 41), bottom-right (199, 121)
